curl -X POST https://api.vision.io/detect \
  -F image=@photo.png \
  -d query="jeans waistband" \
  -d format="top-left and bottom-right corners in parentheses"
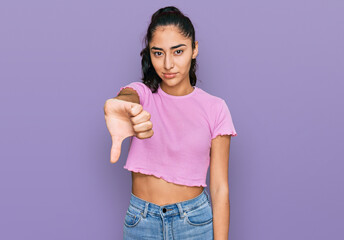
top-left (129, 188), bottom-right (210, 218)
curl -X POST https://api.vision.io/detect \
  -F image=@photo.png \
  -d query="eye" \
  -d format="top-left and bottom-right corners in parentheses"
top-left (175, 49), bottom-right (183, 55)
top-left (153, 52), bottom-right (163, 57)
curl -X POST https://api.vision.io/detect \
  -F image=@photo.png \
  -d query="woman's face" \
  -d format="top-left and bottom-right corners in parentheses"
top-left (149, 25), bottom-right (198, 90)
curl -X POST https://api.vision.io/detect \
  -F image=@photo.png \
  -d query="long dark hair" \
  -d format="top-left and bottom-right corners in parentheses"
top-left (140, 6), bottom-right (198, 93)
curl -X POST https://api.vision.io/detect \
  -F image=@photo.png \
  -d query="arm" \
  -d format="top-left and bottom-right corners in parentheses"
top-left (209, 134), bottom-right (231, 240)
top-left (113, 87), bottom-right (140, 104)
top-left (103, 86), bottom-right (151, 163)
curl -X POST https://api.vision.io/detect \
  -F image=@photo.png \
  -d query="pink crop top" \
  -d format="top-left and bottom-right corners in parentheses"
top-left (117, 82), bottom-right (237, 187)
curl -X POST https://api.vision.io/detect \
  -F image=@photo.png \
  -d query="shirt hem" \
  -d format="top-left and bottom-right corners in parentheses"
top-left (212, 131), bottom-right (237, 139)
top-left (123, 165), bottom-right (207, 187)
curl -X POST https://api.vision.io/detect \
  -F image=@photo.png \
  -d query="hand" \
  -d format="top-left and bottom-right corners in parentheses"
top-left (103, 98), bottom-right (154, 163)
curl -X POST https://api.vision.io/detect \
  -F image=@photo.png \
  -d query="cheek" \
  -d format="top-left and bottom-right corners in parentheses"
top-left (150, 58), bottom-right (162, 70)
top-left (176, 57), bottom-right (191, 72)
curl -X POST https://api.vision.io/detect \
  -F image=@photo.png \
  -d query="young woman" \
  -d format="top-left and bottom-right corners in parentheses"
top-left (104, 6), bottom-right (237, 239)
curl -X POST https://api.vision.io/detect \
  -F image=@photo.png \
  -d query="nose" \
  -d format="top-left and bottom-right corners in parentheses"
top-left (164, 53), bottom-right (174, 70)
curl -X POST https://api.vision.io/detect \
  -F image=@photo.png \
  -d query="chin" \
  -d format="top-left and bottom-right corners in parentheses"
top-left (161, 79), bottom-right (179, 86)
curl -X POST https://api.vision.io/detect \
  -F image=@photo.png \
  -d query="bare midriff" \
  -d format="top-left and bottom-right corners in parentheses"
top-left (131, 172), bottom-right (204, 206)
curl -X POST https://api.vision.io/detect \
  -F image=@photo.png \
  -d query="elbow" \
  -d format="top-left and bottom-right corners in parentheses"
top-left (209, 183), bottom-right (229, 196)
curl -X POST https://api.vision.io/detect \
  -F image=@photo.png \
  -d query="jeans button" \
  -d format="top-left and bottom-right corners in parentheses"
top-left (162, 208), bottom-right (166, 213)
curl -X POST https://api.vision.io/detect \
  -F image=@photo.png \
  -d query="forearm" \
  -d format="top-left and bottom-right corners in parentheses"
top-left (210, 188), bottom-right (230, 240)
top-left (114, 90), bottom-right (140, 104)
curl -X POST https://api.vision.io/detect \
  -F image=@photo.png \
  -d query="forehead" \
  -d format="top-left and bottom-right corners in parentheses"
top-left (150, 25), bottom-right (190, 47)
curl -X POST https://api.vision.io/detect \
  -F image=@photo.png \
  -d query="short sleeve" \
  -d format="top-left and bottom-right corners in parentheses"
top-left (211, 99), bottom-right (237, 139)
top-left (116, 82), bottom-right (150, 106)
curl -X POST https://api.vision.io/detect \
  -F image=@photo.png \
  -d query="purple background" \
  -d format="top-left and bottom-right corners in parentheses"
top-left (1, 1), bottom-right (343, 239)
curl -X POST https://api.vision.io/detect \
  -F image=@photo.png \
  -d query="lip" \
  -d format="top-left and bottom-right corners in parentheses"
top-left (163, 72), bottom-right (178, 79)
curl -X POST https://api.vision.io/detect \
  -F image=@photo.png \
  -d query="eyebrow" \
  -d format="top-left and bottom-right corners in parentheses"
top-left (151, 44), bottom-right (186, 51)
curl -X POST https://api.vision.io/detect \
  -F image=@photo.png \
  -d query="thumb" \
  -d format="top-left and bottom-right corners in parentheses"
top-left (110, 135), bottom-right (124, 164)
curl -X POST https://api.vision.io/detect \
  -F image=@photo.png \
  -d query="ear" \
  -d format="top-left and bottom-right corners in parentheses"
top-left (192, 41), bottom-right (199, 59)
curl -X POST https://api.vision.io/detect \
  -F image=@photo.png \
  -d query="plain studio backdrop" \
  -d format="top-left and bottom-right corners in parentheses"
top-left (0, 0), bottom-right (343, 239)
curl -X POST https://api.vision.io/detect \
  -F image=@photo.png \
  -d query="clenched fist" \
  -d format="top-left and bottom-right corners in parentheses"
top-left (103, 98), bottom-right (154, 164)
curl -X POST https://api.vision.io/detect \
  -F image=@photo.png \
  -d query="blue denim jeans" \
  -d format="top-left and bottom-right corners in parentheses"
top-left (123, 188), bottom-right (214, 240)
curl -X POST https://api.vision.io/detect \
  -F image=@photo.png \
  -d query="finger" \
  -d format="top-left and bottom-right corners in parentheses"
top-left (130, 110), bottom-right (151, 124)
top-left (110, 135), bottom-right (124, 164)
top-left (133, 120), bottom-right (153, 133)
top-left (128, 104), bottom-right (142, 117)
top-left (136, 129), bottom-right (154, 139)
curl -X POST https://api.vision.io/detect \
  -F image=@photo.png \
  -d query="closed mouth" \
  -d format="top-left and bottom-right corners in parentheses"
top-left (163, 72), bottom-right (178, 76)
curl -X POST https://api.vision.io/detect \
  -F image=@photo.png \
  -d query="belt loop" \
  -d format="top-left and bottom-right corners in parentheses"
top-left (142, 202), bottom-right (149, 218)
top-left (176, 202), bottom-right (185, 218)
